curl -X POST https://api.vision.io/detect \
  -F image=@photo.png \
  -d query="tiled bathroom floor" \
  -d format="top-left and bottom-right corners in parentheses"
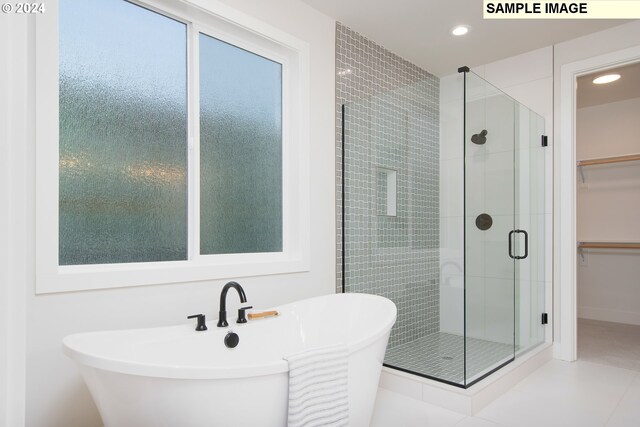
top-left (372, 359), bottom-right (640, 427)
top-left (385, 332), bottom-right (514, 384)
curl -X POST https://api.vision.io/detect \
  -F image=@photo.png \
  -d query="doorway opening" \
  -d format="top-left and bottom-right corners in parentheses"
top-left (575, 62), bottom-right (640, 369)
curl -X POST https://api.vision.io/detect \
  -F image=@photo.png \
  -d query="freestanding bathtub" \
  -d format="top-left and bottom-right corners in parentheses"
top-left (63, 293), bottom-right (397, 427)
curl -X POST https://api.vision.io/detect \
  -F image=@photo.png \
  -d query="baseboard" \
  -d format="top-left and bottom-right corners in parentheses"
top-left (578, 306), bottom-right (640, 326)
top-left (378, 343), bottom-right (552, 415)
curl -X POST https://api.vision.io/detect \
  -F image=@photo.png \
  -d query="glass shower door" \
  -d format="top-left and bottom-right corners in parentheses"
top-left (515, 107), bottom-right (547, 352)
top-left (464, 72), bottom-right (516, 384)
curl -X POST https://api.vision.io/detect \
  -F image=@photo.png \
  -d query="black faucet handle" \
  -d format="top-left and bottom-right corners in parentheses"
top-left (187, 314), bottom-right (208, 331)
top-left (237, 306), bottom-right (253, 324)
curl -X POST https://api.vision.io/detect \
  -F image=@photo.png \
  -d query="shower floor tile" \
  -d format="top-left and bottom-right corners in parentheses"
top-left (384, 332), bottom-right (515, 385)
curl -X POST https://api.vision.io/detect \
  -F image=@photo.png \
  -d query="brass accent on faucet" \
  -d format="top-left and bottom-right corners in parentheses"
top-left (248, 310), bottom-right (279, 320)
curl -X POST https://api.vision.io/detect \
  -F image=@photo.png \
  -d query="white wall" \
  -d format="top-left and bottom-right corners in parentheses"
top-left (553, 20), bottom-right (640, 352)
top-left (0, 17), bottom-right (11, 426)
top-left (439, 47), bottom-right (553, 348)
top-left (576, 97), bottom-right (640, 325)
top-left (3, 1), bottom-right (336, 426)
top-left (0, 12), bottom-right (28, 427)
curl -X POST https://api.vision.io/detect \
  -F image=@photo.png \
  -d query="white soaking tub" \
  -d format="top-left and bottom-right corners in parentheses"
top-left (63, 293), bottom-right (397, 427)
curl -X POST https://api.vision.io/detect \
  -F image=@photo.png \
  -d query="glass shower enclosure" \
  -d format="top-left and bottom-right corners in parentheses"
top-left (341, 68), bottom-right (546, 388)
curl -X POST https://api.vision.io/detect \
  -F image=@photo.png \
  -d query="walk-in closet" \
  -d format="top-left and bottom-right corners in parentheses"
top-left (576, 62), bottom-right (640, 369)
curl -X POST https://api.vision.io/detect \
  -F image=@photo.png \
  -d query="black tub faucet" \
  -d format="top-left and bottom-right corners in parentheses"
top-left (217, 281), bottom-right (252, 327)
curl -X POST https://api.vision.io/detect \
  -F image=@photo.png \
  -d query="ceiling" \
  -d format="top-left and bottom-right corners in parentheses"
top-left (300, 0), bottom-right (631, 76)
top-left (577, 62), bottom-right (640, 108)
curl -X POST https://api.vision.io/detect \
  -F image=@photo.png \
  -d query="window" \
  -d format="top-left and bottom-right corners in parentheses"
top-left (199, 33), bottom-right (283, 255)
top-left (36, 0), bottom-right (310, 293)
top-left (59, 0), bottom-right (189, 265)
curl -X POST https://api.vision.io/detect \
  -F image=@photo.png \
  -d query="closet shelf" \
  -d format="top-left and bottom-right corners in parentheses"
top-left (576, 153), bottom-right (640, 167)
top-left (578, 242), bottom-right (640, 250)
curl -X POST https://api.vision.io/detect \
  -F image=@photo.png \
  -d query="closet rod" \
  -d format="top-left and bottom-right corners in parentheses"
top-left (578, 242), bottom-right (640, 249)
top-left (576, 153), bottom-right (640, 167)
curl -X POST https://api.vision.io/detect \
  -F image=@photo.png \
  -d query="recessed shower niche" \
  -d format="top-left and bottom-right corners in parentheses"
top-left (377, 167), bottom-right (397, 217)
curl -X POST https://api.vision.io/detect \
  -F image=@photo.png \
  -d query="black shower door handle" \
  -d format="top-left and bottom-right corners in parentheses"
top-left (519, 229), bottom-right (529, 260)
top-left (508, 230), bottom-right (516, 259)
top-left (509, 229), bottom-right (529, 260)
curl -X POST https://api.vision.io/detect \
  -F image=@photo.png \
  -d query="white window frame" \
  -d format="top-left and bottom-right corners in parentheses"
top-left (35, 0), bottom-right (311, 293)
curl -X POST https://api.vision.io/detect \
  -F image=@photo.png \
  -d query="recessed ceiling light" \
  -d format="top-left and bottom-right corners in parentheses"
top-left (451, 25), bottom-right (471, 36)
top-left (592, 74), bottom-right (621, 84)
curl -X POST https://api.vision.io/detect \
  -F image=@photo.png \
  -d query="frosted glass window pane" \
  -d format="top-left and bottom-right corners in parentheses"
top-left (199, 33), bottom-right (283, 254)
top-left (59, 0), bottom-right (188, 265)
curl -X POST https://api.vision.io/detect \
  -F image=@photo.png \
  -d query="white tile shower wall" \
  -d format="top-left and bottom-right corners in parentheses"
top-left (336, 23), bottom-right (441, 348)
top-left (439, 47), bottom-right (554, 345)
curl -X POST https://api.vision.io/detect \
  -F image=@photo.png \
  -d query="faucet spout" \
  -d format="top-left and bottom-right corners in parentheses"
top-left (217, 281), bottom-right (248, 327)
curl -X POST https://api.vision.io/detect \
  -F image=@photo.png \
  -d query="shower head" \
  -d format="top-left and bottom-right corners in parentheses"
top-left (471, 129), bottom-right (487, 145)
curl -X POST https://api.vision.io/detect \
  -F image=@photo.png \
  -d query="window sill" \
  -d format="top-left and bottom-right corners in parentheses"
top-left (36, 254), bottom-right (309, 294)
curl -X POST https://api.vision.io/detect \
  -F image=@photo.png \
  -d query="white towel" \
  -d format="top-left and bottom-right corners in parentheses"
top-left (283, 344), bottom-right (349, 427)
